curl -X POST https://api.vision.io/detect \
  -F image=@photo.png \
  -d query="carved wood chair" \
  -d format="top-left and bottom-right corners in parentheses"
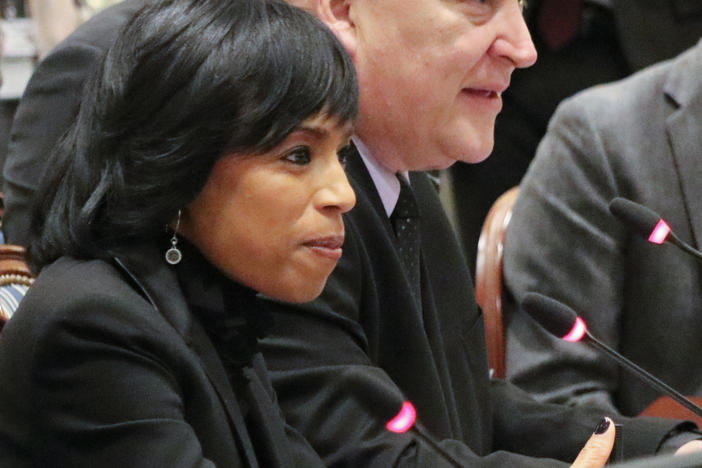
top-left (475, 186), bottom-right (519, 380)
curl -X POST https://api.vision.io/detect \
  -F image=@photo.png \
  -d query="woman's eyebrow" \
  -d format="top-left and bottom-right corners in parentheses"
top-left (295, 121), bottom-right (353, 139)
top-left (294, 126), bottom-right (329, 138)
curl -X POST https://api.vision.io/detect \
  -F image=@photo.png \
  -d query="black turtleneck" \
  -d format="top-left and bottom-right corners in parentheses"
top-left (173, 239), bottom-right (273, 397)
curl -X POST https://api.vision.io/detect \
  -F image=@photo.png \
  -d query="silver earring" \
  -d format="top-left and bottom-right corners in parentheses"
top-left (165, 209), bottom-right (183, 265)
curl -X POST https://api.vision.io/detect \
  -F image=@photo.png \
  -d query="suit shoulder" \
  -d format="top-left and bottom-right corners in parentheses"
top-left (32, 256), bottom-right (139, 301)
top-left (6, 257), bottom-right (152, 339)
top-left (53, 0), bottom-right (145, 52)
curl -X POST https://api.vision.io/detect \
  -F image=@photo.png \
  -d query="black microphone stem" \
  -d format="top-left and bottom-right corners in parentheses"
top-left (585, 332), bottom-right (702, 418)
top-left (668, 232), bottom-right (702, 264)
top-left (412, 423), bottom-right (464, 468)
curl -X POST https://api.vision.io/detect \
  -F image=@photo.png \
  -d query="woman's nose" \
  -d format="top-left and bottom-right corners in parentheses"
top-left (319, 159), bottom-right (356, 214)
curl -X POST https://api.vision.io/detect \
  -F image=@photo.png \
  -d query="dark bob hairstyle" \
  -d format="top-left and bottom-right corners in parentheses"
top-left (28, 0), bottom-right (358, 273)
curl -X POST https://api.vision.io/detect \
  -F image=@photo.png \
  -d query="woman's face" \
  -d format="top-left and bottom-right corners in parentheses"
top-left (180, 114), bottom-right (356, 303)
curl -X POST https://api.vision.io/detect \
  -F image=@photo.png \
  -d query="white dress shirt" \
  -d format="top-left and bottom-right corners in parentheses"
top-left (352, 136), bottom-right (409, 218)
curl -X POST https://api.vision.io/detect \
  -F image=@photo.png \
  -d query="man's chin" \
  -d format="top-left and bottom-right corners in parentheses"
top-left (425, 160), bottom-right (458, 171)
top-left (452, 144), bottom-right (494, 166)
top-left (416, 146), bottom-right (493, 171)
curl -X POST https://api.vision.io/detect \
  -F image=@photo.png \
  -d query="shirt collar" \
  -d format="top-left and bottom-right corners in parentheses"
top-left (352, 136), bottom-right (409, 217)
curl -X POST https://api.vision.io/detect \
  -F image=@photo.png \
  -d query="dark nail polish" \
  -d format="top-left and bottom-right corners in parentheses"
top-left (594, 418), bottom-right (610, 435)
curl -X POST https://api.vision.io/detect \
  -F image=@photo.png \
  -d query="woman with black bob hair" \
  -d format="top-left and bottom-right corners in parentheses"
top-left (0, 0), bottom-right (357, 466)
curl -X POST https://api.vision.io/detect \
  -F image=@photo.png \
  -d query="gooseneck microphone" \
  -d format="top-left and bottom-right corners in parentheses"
top-left (610, 450), bottom-right (702, 468)
top-left (341, 368), bottom-right (464, 467)
top-left (521, 292), bottom-right (702, 419)
top-left (609, 197), bottom-right (702, 263)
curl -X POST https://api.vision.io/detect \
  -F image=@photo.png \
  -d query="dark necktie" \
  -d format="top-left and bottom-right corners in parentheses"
top-left (391, 175), bottom-right (421, 300)
top-left (537, 0), bottom-right (583, 51)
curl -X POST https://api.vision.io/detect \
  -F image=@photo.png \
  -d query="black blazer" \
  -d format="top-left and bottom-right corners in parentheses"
top-left (2, 0), bottom-right (148, 244)
top-left (259, 149), bottom-right (689, 467)
top-left (0, 244), bottom-right (325, 467)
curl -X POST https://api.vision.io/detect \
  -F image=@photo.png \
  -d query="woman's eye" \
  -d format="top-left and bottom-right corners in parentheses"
top-left (337, 144), bottom-right (353, 167)
top-left (283, 147), bottom-right (312, 165)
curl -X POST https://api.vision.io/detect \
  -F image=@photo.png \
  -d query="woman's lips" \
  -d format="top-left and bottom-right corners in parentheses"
top-left (304, 235), bottom-right (344, 260)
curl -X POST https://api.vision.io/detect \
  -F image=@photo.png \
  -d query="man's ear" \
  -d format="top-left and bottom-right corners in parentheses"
top-left (316, 0), bottom-right (357, 58)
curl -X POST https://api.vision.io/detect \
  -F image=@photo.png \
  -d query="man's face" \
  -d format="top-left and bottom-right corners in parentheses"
top-left (338, 0), bottom-right (537, 171)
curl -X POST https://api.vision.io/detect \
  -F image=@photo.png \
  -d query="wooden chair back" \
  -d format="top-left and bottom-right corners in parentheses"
top-left (475, 186), bottom-right (519, 379)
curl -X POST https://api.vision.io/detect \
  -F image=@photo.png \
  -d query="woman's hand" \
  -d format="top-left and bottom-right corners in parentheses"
top-left (570, 417), bottom-right (615, 468)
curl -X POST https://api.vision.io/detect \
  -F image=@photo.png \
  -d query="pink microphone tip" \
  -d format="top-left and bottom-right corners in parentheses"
top-left (648, 219), bottom-right (671, 245)
top-left (386, 401), bottom-right (417, 433)
top-left (563, 316), bottom-right (588, 342)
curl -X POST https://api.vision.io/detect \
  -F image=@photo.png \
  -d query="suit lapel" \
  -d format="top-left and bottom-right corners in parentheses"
top-left (663, 42), bottom-right (702, 248)
top-left (346, 147), bottom-right (427, 311)
top-left (240, 355), bottom-right (298, 467)
top-left (345, 144), bottom-right (396, 239)
top-left (188, 319), bottom-right (260, 467)
top-left (112, 245), bottom-right (259, 466)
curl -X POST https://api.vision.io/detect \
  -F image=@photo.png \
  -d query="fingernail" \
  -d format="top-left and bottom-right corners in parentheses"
top-left (594, 417), bottom-right (610, 435)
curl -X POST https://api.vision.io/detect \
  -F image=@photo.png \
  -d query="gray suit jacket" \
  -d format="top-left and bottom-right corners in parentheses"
top-left (504, 39), bottom-right (702, 416)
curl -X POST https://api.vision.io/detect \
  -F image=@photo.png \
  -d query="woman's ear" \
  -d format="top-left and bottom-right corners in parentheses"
top-left (316, 0), bottom-right (357, 58)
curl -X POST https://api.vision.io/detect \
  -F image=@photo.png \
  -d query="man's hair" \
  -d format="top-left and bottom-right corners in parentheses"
top-left (28, 0), bottom-right (358, 272)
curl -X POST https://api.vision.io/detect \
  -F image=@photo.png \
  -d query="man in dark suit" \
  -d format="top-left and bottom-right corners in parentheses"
top-left (449, 0), bottom-right (702, 272)
top-left (504, 39), bottom-right (702, 418)
top-left (2, 0), bottom-right (147, 243)
top-left (257, 0), bottom-right (702, 466)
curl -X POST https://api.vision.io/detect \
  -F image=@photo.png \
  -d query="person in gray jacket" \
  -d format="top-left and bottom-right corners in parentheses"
top-left (504, 38), bottom-right (702, 418)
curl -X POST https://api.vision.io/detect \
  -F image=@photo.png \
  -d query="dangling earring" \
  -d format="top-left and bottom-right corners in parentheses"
top-left (165, 209), bottom-right (183, 265)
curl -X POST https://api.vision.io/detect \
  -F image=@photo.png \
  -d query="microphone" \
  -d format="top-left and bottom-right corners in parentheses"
top-left (521, 293), bottom-right (702, 419)
top-left (341, 367), bottom-right (464, 468)
top-left (609, 197), bottom-right (702, 263)
top-left (610, 450), bottom-right (702, 468)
